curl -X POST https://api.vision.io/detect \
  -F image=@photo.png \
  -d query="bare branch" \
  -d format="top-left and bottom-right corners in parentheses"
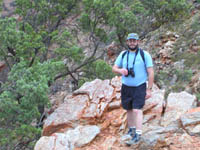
top-left (29, 47), bottom-right (40, 67)
top-left (54, 50), bottom-right (105, 81)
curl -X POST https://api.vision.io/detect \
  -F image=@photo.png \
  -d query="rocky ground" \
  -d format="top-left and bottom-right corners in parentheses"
top-left (34, 77), bottom-right (200, 150)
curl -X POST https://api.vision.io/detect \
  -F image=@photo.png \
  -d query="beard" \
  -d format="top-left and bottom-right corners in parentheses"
top-left (128, 44), bottom-right (138, 51)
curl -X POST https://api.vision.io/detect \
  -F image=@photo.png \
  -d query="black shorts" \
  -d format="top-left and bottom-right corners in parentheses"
top-left (121, 83), bottom-right (146, 110)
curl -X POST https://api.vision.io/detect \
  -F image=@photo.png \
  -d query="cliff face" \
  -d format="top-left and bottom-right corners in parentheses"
top-left (34, 77), bottom-right (200, 150)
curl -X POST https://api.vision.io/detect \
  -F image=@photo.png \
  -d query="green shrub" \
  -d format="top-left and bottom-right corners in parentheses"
top-left (142, 0), bottom-right (191, 27)
top-left (79, 60), bottom-right (115, 87)
top-left (0, 59), bottom-right (64, 149)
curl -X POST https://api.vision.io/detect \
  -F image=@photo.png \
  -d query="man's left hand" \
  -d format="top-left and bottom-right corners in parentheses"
top-left (145, 89), bottom-right (152, 100)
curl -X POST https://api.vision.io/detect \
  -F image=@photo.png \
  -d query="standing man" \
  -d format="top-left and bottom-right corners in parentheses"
top-left (112, 33), bottom-right (154, 145)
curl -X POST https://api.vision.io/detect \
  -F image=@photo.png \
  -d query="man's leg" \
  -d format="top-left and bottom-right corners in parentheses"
top-left (126, 110), bottom-right (136, 137)
top-left (132, 109), bottom-right (143, 131)
top-left (126, 109), bottom-right (143, 146)
top-left (127, 110), bottom-right (136, 127)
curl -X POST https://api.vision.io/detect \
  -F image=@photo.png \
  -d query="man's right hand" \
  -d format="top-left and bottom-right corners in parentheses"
top-left (112, 65), bottom-right (128, 76)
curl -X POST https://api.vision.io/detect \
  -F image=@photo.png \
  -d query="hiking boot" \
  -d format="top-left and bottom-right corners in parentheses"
top-left (128, 128), bottom-right (133, 136)
top-left (125, 133), bottom-right (141, 146)
top-left (127, 127), bottom-right (136, 137)
top-left (121, 128), bottom-right (136, 141)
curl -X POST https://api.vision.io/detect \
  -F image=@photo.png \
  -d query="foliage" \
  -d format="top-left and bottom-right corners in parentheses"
top-left (171, 69), bottom-right (193, 91)
top-left (80, 0), bottom-right (191, 46)
top-left (0, 18), bottom-right (46, 67)
top-left (141, 0), bottom-right (191, 27)
top-left (0, 59), bottom-right (63, 149)
top-left (80, 0), bottom-right (146, 45)
top-left (0, 0), bottom-right (79, 149)
top-left (191, 15), bottom-right (200, 33)
top-left (53, 30), bottom-right (84, 64)
top-left (196, 93), bottom-right (200, 101)
top-left (175, 69), bottom-right (193, 82)
top-left (171, 13), bottom-right (200, 69)
top-left (155, 68), bottom-right (193, 93)
top-left (0, 0), bottom-right (2, 12)
top-left (79, 59), bottom-right (115, 87)
top-left (182, 51), bottom-right (200, 69)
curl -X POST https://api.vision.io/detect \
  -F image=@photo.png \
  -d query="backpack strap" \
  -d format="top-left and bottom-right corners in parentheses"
top-left (121, 49), bottom-right (146, 69)
top-left (139, 49), bottom-right (147, 73)
top-left (122, 50), bottom-right (128, 60)
top-left (122, 49), bottom-right (145, 63)
top-left (121, 50), bottom-right (128, 69)
top-left (139, 48), bottom-right (145, 64)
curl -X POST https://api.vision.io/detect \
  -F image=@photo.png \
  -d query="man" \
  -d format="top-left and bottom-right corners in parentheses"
top-left (112, 33), bottom-right (154, 145)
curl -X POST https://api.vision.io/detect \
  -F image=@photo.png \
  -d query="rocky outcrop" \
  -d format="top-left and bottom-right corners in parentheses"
top-left (34, 76), bottom-right (200, 150)
top-left (161, 91), bottom-right (196, 127)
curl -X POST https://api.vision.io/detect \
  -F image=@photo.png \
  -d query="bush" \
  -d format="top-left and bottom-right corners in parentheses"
top-left (142, 0), bottom-right (191, 27)
top-left (0, 59), bottom-right (64, 149)
top-left (79, 60), bottom-right (115, 87)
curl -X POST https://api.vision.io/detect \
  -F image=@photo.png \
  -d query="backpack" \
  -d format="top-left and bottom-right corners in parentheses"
top-left (121, 48), bottom-right (145, 65)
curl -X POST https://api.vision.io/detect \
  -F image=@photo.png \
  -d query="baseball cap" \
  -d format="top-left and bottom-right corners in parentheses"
top-left (127, 33), bottom-right (139, 40)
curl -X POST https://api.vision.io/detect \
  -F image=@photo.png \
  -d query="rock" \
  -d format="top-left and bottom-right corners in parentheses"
top-left (73, 79), bottom-right (114, 102)
top-left (180, 107), bottom-right (200, 136)
top-left (34, 133), bottom-right (72, 150)
top-left (143, 88), bottom-right (165, 124)
top-left (35, 77), bottom-right (200, 150)
top-left (43, 95), bottom-right (89, 136)
top-left (65, 125), bottom-right (100, 147)
top-left (161, 91), bottom-right (196, 127)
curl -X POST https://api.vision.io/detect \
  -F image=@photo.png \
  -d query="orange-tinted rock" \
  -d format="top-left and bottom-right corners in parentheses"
top-left (0, 61), bottom-right (6, 72)
top-left (35, 77), bottom-right (200, 150)
top-left (187, 107), bottom-right (200, 114)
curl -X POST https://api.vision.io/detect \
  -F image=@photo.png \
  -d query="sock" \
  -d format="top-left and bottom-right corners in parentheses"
top-left (130, 126), bottom-right (136, 130)
top-left (136, 130), bottom-right (142, 135)
top-left (130, 127), bottom-right (136, 133)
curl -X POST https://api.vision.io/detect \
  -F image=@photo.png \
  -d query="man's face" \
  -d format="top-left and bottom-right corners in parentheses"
top-left (126, 39), bottom-right (139, 49)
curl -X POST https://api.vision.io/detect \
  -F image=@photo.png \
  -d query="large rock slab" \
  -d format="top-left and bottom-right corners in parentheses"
top-left (161, 91), bottom-right (196, 127)
top-left (65, 125), bottom-right (100, 147)
top-left (43, 79), bottom-right (115, 136)
top-left (73, 79), bottom-right (114, 102)
top-left (35, 125), bottom-right (100, 150)
top-left (43, 95), bottom-right (89, 136)
top-left (143, 88), bottom-right (165, 124)
top-left (34, 133), bottom-right (72, 150)
top-left (180, 107), bottom-right (200, 136)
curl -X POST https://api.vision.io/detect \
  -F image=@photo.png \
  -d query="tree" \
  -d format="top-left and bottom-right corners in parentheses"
top-left (80, 0), bottom-right (146, 47)
top-left (0, 0), bottom-right (80, 149)
top-left (140, 0), bottom-right (191, 27)
top-left (0, 0), bottom-right (114, 149)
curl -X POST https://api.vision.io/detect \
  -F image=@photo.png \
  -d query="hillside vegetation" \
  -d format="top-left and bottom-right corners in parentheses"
top-left (0, 0), bottom-right (199, 149)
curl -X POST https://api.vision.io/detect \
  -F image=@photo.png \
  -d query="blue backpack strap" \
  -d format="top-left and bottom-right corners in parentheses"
top-left (122, 49), bottom-right (145, 63)
top-left (139, 49), bottom-right (147, 73)
top-left (121, 49), bottom-right (146, 68)
top-left (122, 50), bottom-right (128, 60)
top-left (121, 50), bottom-right (128, 68)
top-left (139, 48), bottom-right (145, 64)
